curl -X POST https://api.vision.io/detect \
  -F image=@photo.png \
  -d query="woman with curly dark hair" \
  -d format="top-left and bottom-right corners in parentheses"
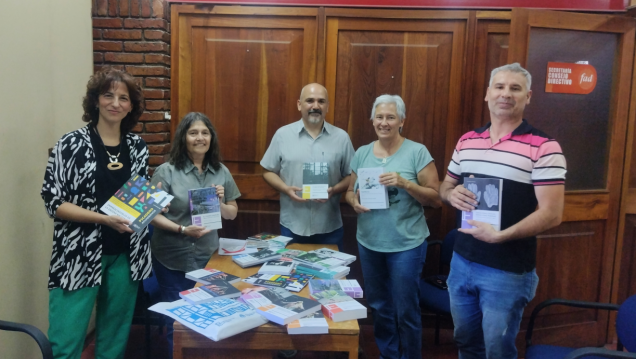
top-left (149, 112), bottom-right (240, 357)
top-left (41, 67), bottom-right (152, 359)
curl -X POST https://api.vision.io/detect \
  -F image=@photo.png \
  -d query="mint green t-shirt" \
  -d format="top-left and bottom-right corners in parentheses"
top-left (350, 139), bottom-right (434, 253)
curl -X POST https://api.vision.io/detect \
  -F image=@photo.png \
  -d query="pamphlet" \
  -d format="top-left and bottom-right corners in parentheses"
top-left (357, 167), bottom-right (389, 209)
top-left (461, 177), bottom-right (503, 231)
top-left (100, 174), bottom-right (173, 233)
top-left (302, 162), bottom-right (329, 199)
top-left (189, 187), bottom-right (221, 230)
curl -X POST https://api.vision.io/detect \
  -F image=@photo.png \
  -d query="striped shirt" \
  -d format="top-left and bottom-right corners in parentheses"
top-left (447, 120), bottom-right (566, 273)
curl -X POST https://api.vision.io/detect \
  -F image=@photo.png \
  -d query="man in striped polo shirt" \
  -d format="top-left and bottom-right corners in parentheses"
top-left (440, 63), bottom-right (566, 359)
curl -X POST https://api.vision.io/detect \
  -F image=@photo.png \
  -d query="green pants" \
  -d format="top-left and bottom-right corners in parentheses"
top-left (48, 254), bottom-right (139, 359)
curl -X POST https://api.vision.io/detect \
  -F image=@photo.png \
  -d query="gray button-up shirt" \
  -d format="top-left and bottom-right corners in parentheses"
top-left (260, 119), bottom-right (354, 236)
top-left (150, 161), bottom-right (241, 272)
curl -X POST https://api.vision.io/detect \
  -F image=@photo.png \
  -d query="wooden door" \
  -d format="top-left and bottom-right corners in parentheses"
top-left (324, 8), bottom-right (470, 242)
top-left (171, 5), bottom-right (320, 238)
top-left (507, 8), bottom-right (635, 349)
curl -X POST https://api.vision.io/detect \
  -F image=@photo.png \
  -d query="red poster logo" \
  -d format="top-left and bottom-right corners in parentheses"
top-left (545, 62), bottom-right (597, 95)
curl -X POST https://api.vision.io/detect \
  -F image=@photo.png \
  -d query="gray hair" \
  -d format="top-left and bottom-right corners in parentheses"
top-left (370, 94), bottom-right (406, 121)
top-left (489, 63), bottom-right (532, 91)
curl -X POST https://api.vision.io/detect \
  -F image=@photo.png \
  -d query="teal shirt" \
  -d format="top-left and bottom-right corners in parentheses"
top-left (350, 139), bottom-right (433, 253)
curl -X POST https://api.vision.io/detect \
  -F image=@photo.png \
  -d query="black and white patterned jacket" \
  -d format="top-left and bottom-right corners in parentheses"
top-left (41, 125), bottom-right (152, 290)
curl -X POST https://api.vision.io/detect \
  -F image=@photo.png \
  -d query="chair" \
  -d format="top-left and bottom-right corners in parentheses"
top-left (525, 294), bottom-right (636, 359)
top-left (0, 319), bottom-right (53, 359)
top-left (131, 225), bottom-right (165, 359)
top-left (419, 229), bottom-right (457, 344)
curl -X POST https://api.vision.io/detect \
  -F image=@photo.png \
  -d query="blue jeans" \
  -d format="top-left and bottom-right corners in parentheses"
top-left (447, 252), bottom-right (539, 359)
top-left (151, 256), bottom-right (197, 359)
top-left (280, 224), bottom-right (344, 251)
top-left (358, 241), bottom-right (427, 359)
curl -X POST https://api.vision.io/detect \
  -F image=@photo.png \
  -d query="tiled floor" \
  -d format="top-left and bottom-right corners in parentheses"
top-left (81, 323), bottom-right (459, 359)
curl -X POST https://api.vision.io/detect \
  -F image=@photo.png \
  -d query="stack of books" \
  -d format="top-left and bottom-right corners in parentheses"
top-left (276, 248), bottom-right (307, 260)
top-left (258, 260), bottom-right (295, 275)
top-left (232, 249), bottom-right (282, 268)
top-left (185, 268), bottom-right (240, 285)
top-left (309, 279), bottom-right (363, 299)
top-left (179, 280), bottom-right (241, 305)
top-left (240, 287), bottom-right (321, 325)
top-left (294, 252), bottom-right (347, 271)
top-left (309, 248), bottom-right (356, 266)
top-left (242, 271), bottom-right (314, 292)
top-left (286, 311), bottom-right (329, 334)
top-left (247, 232), bottom-right (293, 250)
top-left (309, 286), bottom-right (367, 322)
top-left (295, 265), bottom-right (350, 280)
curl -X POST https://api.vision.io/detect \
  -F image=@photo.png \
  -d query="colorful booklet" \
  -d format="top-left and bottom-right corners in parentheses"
top-left (189, 187), bottom-right (221, 230)
top-left (149, 298), bottom-right (268, 342)
top-left (242, 272), bottom-right (314, 292)
top-left (240, 287), bottom-right (321, 325)
top-left (461, 177), bottom-right (503, 231)
top-left (185, 268), bottom-right (240, 285)
top-left (100, 174), bottom-right (173, 233)
top-left (302, 162), bottom-right (329, 199)
top-left (287, 311), bottom-right (329, 335)
top-left (309, 279), bottom-right (363, 299)
top-left (357, 167), bottom-right (389, 209)
top-left (179, 280), bottom-right (241, 305)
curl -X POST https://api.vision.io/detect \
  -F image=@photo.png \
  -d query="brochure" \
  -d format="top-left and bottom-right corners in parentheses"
top-left (357, 167), bottom-right (389, 209)
top-left (302, 162), bottom-right (329, 199)
top-left (189, 187), bottom-right (221, 230)
top-left (461, 177), bottom-right (503, 231)
top-left (100, 174), bottom-right (173, 233)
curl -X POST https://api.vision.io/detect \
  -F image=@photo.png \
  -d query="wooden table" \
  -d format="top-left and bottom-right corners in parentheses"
top-left (173, 243), bottom-right (360, 359)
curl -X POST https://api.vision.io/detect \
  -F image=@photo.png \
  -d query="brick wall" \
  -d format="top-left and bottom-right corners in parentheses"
top-left (92, 0), bottom-right (171, 174)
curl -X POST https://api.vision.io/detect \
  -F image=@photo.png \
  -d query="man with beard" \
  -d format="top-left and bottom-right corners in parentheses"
top-left (261, 83), bottom-right (354, 251)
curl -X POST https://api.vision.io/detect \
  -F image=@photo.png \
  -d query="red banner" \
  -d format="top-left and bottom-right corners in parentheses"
top-left (545, 62), bottom-right (597, 95)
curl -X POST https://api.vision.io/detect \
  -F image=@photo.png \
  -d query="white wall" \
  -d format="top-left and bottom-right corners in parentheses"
top-left (0, 1), bottom-right (92, 358)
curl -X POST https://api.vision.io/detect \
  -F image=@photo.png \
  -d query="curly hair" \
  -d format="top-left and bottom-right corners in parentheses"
top-left (169, 112), bottom-right (222, 171)
top-left (82, 67), bottom-right (144, 134)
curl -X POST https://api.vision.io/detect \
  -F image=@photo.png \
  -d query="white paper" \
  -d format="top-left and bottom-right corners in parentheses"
top-left (218, 238), bottom-right (257, 256)
top-left (357, 167), bottom-right (389, 209)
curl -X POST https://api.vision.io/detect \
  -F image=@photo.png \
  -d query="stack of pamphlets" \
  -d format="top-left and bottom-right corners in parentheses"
top-left (462, 177), bottom-right (503, 231)
top-left (188, 187), bottom-right (221, 230)
top-left (295, 265), bottom-right (350, 280)
top-left (294, 252), bottom-right (347, 271)
top-left (309, 248), bottom-right (356, 266)
top-left (309, 288), bottom-right (367, 322)
top-left (309, 279), bottom-right (363, 299)
top-left (242, 271), bottom-right (314, 292)
top-left (287, 311), bottom-right (329, 334)
top-left (179, 280), bottom-right (241, 305)
top-left (149, 298), bottom-right (268, 341)
top-left (232, 249), bottom-right (282, 268)
top-left (276, 248), bottom-right (307, 260)
top-left (240, 287), bottom-right (321, 325)
top-left (357, 167), bottom-right (389, 209)
top-left (258, 260), bottom-right (295, 275)
top-left (218, 238), bottom-right (258, 256)
top-left (301, 162), bottom-right (329, 199)
top-left (185, 268), bottom-right (240, 285)
top-left (100, 174), bottom-right (174, 233)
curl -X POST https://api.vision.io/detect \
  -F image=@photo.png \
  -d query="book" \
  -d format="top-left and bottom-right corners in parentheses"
top-left (185, 268), bottom-right (240, 285)
top-left (240, 287), bottom-right (321, 325)
top-left (310, 288), bottom-right (352, 305)
top-left (242, 272), bottom-right (314, 292)
top-left (100, 174), bottom-right (174, 233)
top-left (461, 177), bottom-right (503, 231)
top-left (302, 162), bottom-right (329, 199)
top-left (258, 260), bottom-right (295, 275)
top-left (294, 252), bottom-right (347, 271)
top-left (232, 249), bottom-right (282, 268)
top-left (218, 238), bottom-right (258, 256)
top-left (321, 299), bottom-right (367, 322)
top-left (309, 248), bottom-right (356, 266)
top-left (247, 233), bottom-right (293, 249)
top-left (148, 298), bottom-right (268, 342)
top-left (179, 280), bottom-right (241, 305)
top-left (357, 167), bottom-right (389, 209)
top-left (188, 187), bottom-right (221, 230)
top-left (309, 280), bottom-right (363, 299)
top-left (295, 265), bottom-right (350, 280)
top-left (276, 248), bottom-right (307, 260)
top-left (287, 311), bottom-right (329, 335)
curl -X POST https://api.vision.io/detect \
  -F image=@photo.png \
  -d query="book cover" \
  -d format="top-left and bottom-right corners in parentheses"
top-left (148, 298), bottom-right (268, 342)
top-left (302, 162), bottom-right (329, 199)
top-left (322, 299), bottom-right (367, 322)
top-left (295, 252), bottom-right (346, 270)
top-left (461, 177), bottom-right (503, 231)
top-left (309, 248), bottom-right (356, 265)
top-left (258, 260), bottom-right (295, 275)
top-left (310, 288), bottom-right (352, 305)
top-left (232, 249), bottom-right (282, 267)
top-left (179, 280), bottom-right (241, 305)
top-left (276, 248), bottom-right (307, 260)
top-left (309, 279), bottom-right (363, 299)
top-left (357, 167), bottom-right (389, 209)
top-left (243, 272), bottom-right (314, 292)
top-left (189, 187), bottom-right (221, 230)
top-left (240, 287), bottom-right (321, 325)
top-left (295, 265), bottom-right (350, 280)
top-left (287, 311), bottom-right (329, 335)
top-left (100, 174), bottom-right (174, 233)
top-left (185, 268), bottom-right (240, 285)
